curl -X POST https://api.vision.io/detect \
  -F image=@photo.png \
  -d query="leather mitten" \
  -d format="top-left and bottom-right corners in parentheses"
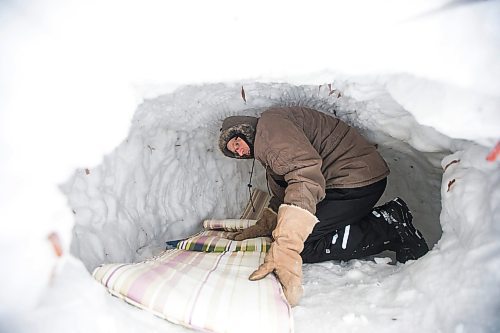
top-left (249, 204), bottom-right (317, 306)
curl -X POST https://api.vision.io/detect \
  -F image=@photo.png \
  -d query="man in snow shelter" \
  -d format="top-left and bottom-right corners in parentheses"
top-left (218, 106), bottom-right (429, 306)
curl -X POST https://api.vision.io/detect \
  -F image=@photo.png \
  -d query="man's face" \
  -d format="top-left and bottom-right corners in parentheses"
top-left (227, 136), bottom-right (250, 157)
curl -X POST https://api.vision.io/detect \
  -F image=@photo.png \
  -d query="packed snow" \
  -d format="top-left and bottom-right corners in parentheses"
top-left (0, 1), bottom-right (499, 333)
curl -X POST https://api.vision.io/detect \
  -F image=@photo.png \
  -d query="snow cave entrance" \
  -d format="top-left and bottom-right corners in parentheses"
top-left (63, 81), bottom-right (446, 272)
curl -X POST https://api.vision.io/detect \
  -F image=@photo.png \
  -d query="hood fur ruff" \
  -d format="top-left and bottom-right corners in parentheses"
top-left (218, 116), bottom-right (258, 159)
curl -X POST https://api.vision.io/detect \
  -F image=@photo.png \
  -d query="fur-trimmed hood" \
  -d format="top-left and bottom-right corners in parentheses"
top-left (218, 116), bottom-right (258, 159)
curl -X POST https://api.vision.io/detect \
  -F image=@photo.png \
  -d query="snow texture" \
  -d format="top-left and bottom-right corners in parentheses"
top-left (0, 1), bottom-right (499, 333)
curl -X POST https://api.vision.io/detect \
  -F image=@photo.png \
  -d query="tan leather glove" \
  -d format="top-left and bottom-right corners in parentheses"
top-left (227, 208), bottom-right (277, 241)
top-left (248, 204), bottom-right (318, 306)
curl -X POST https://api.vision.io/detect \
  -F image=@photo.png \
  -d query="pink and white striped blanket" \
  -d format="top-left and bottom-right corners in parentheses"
top-left (93, 249), bottom-right (292, 332)
top-left (92, 190), bottom-right (293, 332)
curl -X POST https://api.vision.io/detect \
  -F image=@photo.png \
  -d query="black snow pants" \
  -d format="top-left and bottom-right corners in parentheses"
top-left (301, 178), bottom-right (395, 263)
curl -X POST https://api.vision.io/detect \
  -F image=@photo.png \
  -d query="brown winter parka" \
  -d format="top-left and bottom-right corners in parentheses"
top-left (254, 107), bottom-right (389, 214)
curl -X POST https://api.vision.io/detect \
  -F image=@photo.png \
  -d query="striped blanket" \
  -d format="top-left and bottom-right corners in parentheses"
top-left (93, 249), bottom-right (292, 332)
top-left (92, 189), bottom-right (292, 332)
top-left (238, 189), bottom-right (271, 220)
top-left (203, 219), bottom-right (257, 231)
top-left (176, 230), bottom-right (271, 253)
